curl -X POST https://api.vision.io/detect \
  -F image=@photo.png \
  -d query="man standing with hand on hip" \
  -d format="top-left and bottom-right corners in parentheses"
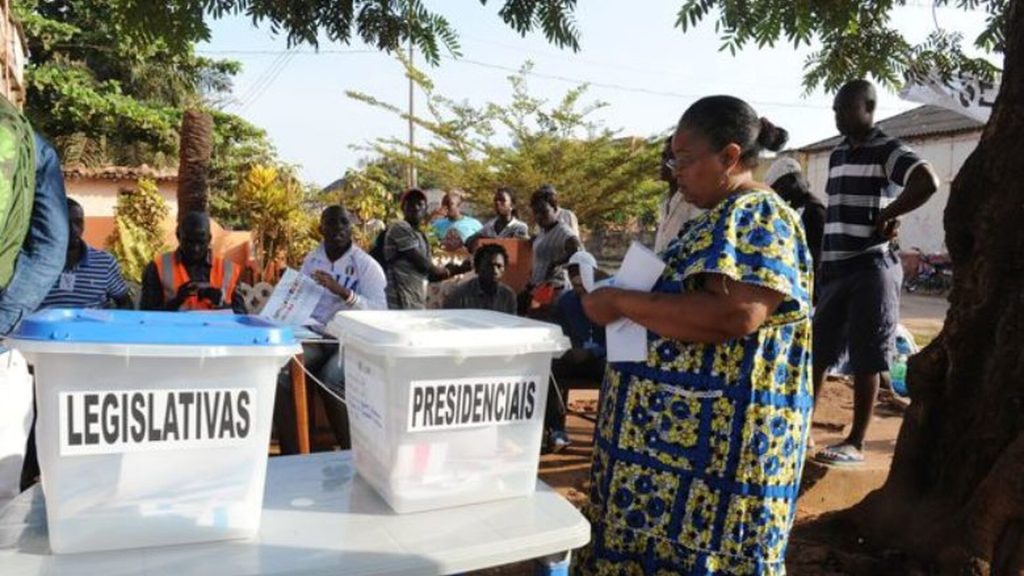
top-left (813, 79), bottom-right (939, 467)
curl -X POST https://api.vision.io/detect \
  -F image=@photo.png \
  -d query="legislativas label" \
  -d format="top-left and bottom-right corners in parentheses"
top-left (408, 376), bottom-right (542, 432)
top-left (59, 388), bottom-right (256, 456)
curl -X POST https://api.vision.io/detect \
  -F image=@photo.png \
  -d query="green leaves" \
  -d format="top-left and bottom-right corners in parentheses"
top-left (345, 60), bottom-right (666, 234)
top-left (491, 0), bottom-right (581, 52)
top-left (671, 0), bottom-right (1006, 92)
top-left (194, 1), bottom-right (580, 65)
top-left (232, 164), bottom-right (319, 272)
top-left (108, 178), bottom-right (171, 283)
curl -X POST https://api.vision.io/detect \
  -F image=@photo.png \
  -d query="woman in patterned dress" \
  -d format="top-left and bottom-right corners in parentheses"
top-left (574, 96), bottom-right (814, 576)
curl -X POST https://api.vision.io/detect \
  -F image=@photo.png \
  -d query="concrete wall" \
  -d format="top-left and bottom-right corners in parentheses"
top-left (64, 177), bottom-right (179, 219)
top-left (800, 131), bottom-right (979, 255)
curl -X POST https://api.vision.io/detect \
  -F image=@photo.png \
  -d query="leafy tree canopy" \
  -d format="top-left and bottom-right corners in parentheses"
top-left (345, 61), bottom-right (665, 233)
top-left (675, 0), bottom-right (1005, 92)
top-left (108, 1), bottom-right (581, 66)
top-left (15, 0), bottom-right (278, 209)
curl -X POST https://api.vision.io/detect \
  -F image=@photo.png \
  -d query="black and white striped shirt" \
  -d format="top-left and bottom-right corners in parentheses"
top-left (821, 129), bottom-right (926, 276)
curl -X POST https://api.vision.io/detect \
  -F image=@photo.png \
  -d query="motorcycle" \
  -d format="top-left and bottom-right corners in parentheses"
top-left (904, 248), bottom-right (953, 295)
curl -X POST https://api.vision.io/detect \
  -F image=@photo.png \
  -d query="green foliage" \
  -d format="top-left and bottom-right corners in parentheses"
top-left (328, 161), bottom-right (403, 249)
top-left (107, 178), bottom-right (170, 283)
top-left (109, 1), bottom-right (581, 66)
top-left (208, 111), bottom-right (278, 228)
top-left (675, 0), bottom-right (1005, 93)
top-left (346, 61), bottom-right (665, 234)
top-left (233, 164), bottom-right (318, 275)
top-left (15, 0), bottom-right (276, 207)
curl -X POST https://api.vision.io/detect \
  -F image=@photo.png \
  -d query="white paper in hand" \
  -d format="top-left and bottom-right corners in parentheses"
top-left (606, 242), bottom-right (666, 363)
top-left (259, 268), bottom-right (326, 327)
top-left (615, 242), bottom-right (666, 290)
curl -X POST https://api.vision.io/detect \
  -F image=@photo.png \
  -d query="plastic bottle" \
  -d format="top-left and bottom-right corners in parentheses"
top-left (890, 354), bottom-right (909, 397)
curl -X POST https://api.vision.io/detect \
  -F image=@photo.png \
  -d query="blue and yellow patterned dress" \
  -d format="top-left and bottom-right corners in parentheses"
top-left (575, 190), bottom-right (814, 576)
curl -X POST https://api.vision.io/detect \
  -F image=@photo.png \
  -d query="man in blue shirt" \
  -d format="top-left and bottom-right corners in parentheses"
top-left (432, 190), bottom-right (482, 251)
top-left (38, 198), bottom-right (132, 310)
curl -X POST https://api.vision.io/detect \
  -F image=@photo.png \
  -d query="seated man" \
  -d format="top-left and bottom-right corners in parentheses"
top-left (275, 205), bottom-right (387, 454)
top-left (37, 198), bottom-right (132, 310)
top-left (140, 211), bottom-right (245, 313)
top-left (546, 251), bottom-right (608, 453)
top-left (443, 243), bottom-right (516, 314)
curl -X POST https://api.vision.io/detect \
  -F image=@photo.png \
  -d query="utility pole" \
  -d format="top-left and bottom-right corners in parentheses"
top-left (406, 19), bottom-right (417, 189)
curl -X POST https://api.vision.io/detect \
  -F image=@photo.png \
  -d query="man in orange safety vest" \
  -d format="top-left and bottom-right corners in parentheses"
top-left (140, 211), bottom-right (244, 312)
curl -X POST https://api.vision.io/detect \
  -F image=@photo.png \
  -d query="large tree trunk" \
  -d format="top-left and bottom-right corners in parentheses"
top-left (176, 109), bottom-right (213, 220)
top-left (848, 1), bottom-right (1024, 573)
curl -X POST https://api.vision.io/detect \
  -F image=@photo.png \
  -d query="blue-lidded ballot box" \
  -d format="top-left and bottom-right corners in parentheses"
top-left (7, 309), bottom-right (299, 554)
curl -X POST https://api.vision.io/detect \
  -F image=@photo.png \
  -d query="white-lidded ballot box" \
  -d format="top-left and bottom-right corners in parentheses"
top-left (7, 309), bottom-right (299, 554)
top-left (327, 310), bottom-right (570, 513)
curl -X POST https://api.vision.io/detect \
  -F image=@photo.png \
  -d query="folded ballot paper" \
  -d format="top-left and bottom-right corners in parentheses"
top-left (606, 242), bottom-right (666, 362)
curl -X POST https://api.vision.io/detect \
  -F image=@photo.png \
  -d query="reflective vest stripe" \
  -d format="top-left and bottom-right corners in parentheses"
top-left (158, 252), bottom-right (176, 301)
top-left (221, 260), bottom-right (235, 303)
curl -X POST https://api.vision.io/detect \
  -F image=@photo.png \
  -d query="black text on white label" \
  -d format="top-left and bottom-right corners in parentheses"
top-left (408, 376), bottom-right (541, 432)
top-left (59, 388), bottom-right (256, 456)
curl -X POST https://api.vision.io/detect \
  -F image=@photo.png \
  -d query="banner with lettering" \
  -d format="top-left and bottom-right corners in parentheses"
top-left (900, 70), bottom-right (999, 123)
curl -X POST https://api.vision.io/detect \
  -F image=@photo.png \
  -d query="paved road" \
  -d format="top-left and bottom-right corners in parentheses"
top-left (900, 293), bottom-right (948, 344)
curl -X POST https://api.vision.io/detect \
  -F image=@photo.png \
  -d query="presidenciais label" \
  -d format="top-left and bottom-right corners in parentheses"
top-left (59, 388), bottom-right (256, 456)
top-left (408, 376), bottom-right (542, 432)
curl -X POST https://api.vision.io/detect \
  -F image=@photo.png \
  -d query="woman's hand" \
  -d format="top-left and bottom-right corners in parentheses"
top-left (582, 287), bottom-right (624, 326)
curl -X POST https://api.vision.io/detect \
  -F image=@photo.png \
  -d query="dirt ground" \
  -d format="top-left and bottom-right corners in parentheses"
top-left (472, 294), bottom-right (948, 575)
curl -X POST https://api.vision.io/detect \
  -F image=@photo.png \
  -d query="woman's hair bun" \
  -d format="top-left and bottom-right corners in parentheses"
top-left (757, 117), bottom-right (789, 152)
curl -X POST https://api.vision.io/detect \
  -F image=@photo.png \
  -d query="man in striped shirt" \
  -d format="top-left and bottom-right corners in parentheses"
top-left (813, 80), bottom-right (939, 467)
top-left (37, 198), bottom-right (131, 310)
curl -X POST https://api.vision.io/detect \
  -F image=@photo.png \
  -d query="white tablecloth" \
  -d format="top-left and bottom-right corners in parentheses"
top-left (0, 451), bottom-right (589, 575)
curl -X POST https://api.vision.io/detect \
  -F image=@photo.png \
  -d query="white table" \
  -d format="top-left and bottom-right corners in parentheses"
top-left (0, 452), bottom-right (590, 575)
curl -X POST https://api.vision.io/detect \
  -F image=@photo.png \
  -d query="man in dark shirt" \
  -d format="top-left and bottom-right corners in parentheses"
top-left (443, 243), bottom-right (516, 314)
top-left (812, 80), bottom-right (939, 467)
top-left (140, 211), bottom-right (245, 313)
top-left (384, 189), bottom-right (454, 310)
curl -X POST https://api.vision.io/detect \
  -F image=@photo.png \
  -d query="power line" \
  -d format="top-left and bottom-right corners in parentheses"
top-left (225, 48), bottom-right (301, 111)
top-left (199, 48), bottom-right (843, 111)
top-left (241, 49), bottom-right (298, 110)
top-left (229, 50), bottom-right (289, 109)
top-left (438, 55), bottom-right (842, 111)
top-left (199, 49), bottom-right (376, 56)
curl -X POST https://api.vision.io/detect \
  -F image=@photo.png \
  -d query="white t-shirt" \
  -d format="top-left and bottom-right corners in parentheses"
top-left (556, 208), bottom-right (580, 237)
top-left (654, 193), bottom-right (703, 253)
top-left (300, 243), bottom-right (387, 323)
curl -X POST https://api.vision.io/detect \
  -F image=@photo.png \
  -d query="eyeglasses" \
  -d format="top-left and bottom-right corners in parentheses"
top-left (666, 150), bottom-right (716, 172)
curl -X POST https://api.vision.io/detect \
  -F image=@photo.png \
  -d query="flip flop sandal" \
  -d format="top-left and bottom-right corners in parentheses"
top-left (813, 443), bottom-right (864, 467)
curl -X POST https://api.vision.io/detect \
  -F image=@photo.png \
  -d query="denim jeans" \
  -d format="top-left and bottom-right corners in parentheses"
top-left (0, 134), bottom-right (69, 339)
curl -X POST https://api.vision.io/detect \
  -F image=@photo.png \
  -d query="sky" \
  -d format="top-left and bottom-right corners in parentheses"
top-left (197, 2), bottom-right (993, 187)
